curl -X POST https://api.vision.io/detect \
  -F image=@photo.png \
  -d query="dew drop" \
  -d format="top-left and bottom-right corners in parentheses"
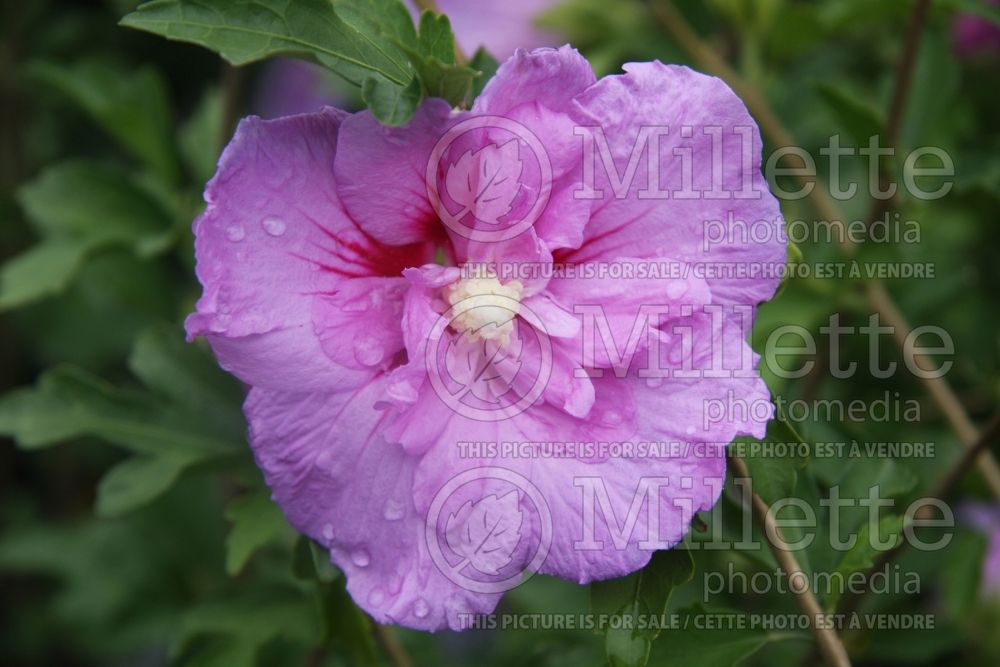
top-left (383, 499), bottom-right (405, 521)
top-left (351, 548), bottom-right (371, 567)
top-left (645, 376), bottom-right (664, 389)
top-left (685, 425), bottom-right (696, 436)
top-left (322, 523), bottom-right (334, 541)
top-left (413, 598), bottom-right (430, 618)
top-left (603, 409), bottom-right (622, 426)
top-left (226, 224), bottom-right (245, 241)
top-left (341, 297), bottom-right (370, 312)
top-left (261, 216), bottom-right (287, 237)
top-left (668, 347), bottom-right (684, 365)
top-left (353, 338), bottom-right (384, 366)
top-left (368, 589), bottom-right (385, 605)
top-left (666, 280), bottom-right (687, 299)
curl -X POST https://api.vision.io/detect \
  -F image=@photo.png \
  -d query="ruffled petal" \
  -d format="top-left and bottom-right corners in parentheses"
top-left (246, 384), bottom-right (503, 630)
top-left (186, 109), bottom-right (427, 391)
top-left (567, 61), bottom-right (785, 307)
top-left (473, 46), bottom-right (597, 117)
top-left (335, 99), bottom-right (459, 246)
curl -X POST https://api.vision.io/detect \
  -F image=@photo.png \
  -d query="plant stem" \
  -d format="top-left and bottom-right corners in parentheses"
top-left (650, 0), bottom-right (1000, 500)
top-left (375, 623), bottom-right (414, 667)
top-left (729, 454), bottom-right (853, 667)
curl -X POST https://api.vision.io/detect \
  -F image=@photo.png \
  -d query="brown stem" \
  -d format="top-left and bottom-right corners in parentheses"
top-left (869, 0), bottom-right (931, 231)
top-left (374, 623), bottom-right (414, 667)
top-left (837, 412), bottom-right (1000, 619)
top-left (729, 455), bottom-right (853, 667)
top-left (650, 0), bottom-right (1000, 499)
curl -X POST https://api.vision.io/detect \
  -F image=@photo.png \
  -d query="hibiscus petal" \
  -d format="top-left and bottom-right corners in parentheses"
top-left (313, 277), bottom-right (408, 370)
top-left (335, 99), bottom-right (459, 246)
top-left (567, 61), bottom-right (786, 306)
top-left (246, 384), bottom-right (503, 630)
top-left (473, 45), bottom-right (597, 117)
top-left (186, 109), bottom-right (426, 391)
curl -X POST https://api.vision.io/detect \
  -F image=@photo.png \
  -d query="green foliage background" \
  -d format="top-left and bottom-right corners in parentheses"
top-left (1, 1), bottom-right (999, 666)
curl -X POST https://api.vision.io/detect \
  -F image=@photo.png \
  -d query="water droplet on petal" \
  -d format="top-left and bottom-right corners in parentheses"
top-left (261, 216), bottom-right (287, 237)
top-left (603, 409), bottom-right (622, 426)
top-left (645, 376), bottom-right (663, 389)
top-left (226, 224), bottom-right (245, 241)
top-left (685, 425), bottom-right (696, 435)
top-left (322, 523), bottom-right (334, 541)
top-left (413, 598), bottom-right (430, 618)
top-left (368, 589), bottom-right (384, 605)
top-left (351, 548), bottom-right (371, 567)
top-left (353, 338), bottom-right (384, 366)
top-left (383, 499), bottom-right (405, 521)
top-left (341, 296), bottom-right (370, 312)
top-left (666, 280), bottom-right (687, 299)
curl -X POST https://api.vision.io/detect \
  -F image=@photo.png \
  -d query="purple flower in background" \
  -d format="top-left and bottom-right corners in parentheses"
top-left (952, 0), bottom-right (1000, 57)
top-left (255, 2), bottom-right (563, 118)
top-left (254, 59), bottom-right (341, 119)
top-left (186, 47), bottom-right (785, 630)
top-left (431, 0), bottom-right (563, 59)
top-left (962, 503), bottom-right (1000, 594)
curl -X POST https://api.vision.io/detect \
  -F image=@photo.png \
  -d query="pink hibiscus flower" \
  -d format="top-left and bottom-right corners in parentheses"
top-left (186, 47), bottom-right (785, 630)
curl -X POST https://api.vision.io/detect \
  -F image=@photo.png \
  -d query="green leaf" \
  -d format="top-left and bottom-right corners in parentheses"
top-left (361, 75), bottom-right (423, 125)
top-left (416, 9), bottom-right (456, 63)
top-left (95, 455), bottom-right (188, 517)
top-left (179, 87), bottom-right (225, 185)
top-left (468, 46), bottom-right (499, 102)
top-left (652, 607), bottom-right (769, 667)
top-left (941, 529), bottom-right (987, 621)
top-left (0, 240), bottom-right (91, 311)
top-left (320, 578), bottom-right (380, 667)
top-left (224, 492), bottom-right (291, 575)
top-left (293, 536), bottom-right (340, 584)
top-left (127, 325), bottom-right (245, 435)
top-left (737, 405), bottom-right (809, 506)
top-left (171, 590), bottom-right (320, 663)
top-left (0, 366), bottom-right (239, 456)
top-left (591, 549), bottom-right (695, 667)
top-left (120, 0), bottom-right (421, 124)
top-left (28, 60), bottom-right (179, 183)
top-left (395, 12), bottom-right (478, 107)
top-left (815, 80), bottom-right (884, 146)
top-left (901, 29), bottom-right (960, 149)
top-left (1, 161), bottom-right (177, 310)
top-left (825, 513), bottom-right (906, 611)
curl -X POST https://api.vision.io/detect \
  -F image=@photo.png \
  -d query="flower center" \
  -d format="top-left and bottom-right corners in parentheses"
top-left (445, 274), bottom-right (524, 346)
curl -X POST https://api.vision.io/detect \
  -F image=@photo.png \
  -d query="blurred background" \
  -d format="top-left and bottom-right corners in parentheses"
top-left (1, 0), bottom-right (999, 665)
